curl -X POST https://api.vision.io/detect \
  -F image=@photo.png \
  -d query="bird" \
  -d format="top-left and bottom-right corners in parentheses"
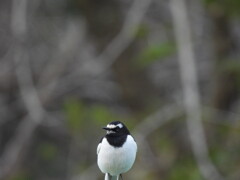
top-left (97, 121), bottom-right (137, 180)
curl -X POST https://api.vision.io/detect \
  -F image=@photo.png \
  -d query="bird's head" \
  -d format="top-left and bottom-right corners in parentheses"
top-left (103, 121), bottom-right (130, 136)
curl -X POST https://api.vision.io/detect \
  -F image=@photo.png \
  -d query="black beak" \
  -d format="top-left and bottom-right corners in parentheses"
top-left (103, 127), bottom-right (110, 130)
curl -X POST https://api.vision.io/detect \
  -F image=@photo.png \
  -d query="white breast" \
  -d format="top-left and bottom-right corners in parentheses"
top-left (97, 135), bottom-right (137, 176)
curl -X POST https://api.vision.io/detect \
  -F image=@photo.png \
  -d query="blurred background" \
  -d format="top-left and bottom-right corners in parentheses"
top-left (0, 0), bottom-right (240, 180)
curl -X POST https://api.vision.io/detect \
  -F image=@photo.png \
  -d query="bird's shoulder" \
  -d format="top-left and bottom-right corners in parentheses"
top-left (97, 137), bottom-right (104, 155)
top-left (126, 135), bottom-right (137, 152)
top-left (99, 136), bottom-right (104, 143)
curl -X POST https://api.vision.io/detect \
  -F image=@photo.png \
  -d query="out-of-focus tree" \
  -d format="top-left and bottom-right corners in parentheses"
top-left (0, 0), bottom-right (239, 180)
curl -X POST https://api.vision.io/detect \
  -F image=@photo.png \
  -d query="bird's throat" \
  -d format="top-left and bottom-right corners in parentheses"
top-left (106, 134), bottom-right (127, 148)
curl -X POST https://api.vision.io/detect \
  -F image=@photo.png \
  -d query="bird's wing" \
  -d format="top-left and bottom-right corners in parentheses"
top-left (135, 140), bottom-right (138, 152)
top-left (97, 143), bottom-right (101, 155)
top-left (132, 136), bottom-right (138, 153)
top-left (97, 137), bottom-right (104, 155)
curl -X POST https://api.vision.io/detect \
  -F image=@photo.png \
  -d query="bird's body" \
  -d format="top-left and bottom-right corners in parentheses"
top-left (98, 135), bottom-right (137, 176)
top-left (97, 121), bottom-right (137, 180)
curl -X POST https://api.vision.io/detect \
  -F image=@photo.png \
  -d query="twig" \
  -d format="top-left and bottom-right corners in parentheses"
top-left (169, 0), bottom-right (225, 180)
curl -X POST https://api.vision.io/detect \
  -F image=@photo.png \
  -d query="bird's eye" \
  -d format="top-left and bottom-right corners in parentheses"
top-left (115, 127), bottom-right (120, 131)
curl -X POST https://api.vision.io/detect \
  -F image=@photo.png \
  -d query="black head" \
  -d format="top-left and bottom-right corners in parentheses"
top-left (103, 121), bottom-right (130, 137)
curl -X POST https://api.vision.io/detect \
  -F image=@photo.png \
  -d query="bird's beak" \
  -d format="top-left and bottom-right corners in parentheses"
top-left (103, 127), bottom-right (111, 130)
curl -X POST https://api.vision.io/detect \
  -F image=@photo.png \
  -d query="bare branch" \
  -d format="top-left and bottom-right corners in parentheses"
top-left (169, 0), bottom-right (225, 180)
top-left (14, 51), bottom-right (45, 124)
top-left (11, 0), bottom-right (27, 37)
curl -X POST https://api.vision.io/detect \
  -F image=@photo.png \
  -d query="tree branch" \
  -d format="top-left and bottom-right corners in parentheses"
top-left (170, 0), bottom-right (225, 179)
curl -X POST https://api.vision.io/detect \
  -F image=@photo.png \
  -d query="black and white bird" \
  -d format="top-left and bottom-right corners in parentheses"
top-left (97, 121), bottom-right (137, 180)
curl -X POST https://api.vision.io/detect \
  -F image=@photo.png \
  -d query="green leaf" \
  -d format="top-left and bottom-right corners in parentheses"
top-left (137, 43), bottom-right (175, 68)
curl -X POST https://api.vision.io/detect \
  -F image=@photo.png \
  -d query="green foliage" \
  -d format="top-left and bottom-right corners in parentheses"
top-left (209, 123), bottom-right (240, 174)
top-left (9, 171), bottom-right (32, 180)
top-left (64, 99), bottom-right (121, 133)
top-left (211, 148), bottom-right (230, 167)
top-left (169, 160), bottom-right (202, 180)
top-left (218, 60), bottom-right (240, 86)
top-left (89, 104), bottom-right (133, 127)
top-left (137, 43), bottom-right (175, 68)
top-left (64, 99), bottom-right (86, 133)
top-left (38, 142), bottom-right (58, 161)
top-left (90, 105), bottom-right (117, 125)
top-left (204, 0), bottom-right (240, 16)
top-left (156, 135), bottom-right (176, 156)
top-left (210, 147), bottom-right (239, 175)
top-left (219, 60), bottom-right (240, 73)
top-left (134, 24), bottom-right (149, 39)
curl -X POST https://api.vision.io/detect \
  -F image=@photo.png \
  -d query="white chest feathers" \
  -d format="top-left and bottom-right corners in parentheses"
top-left (97, 135), bottom-right (137, 176)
